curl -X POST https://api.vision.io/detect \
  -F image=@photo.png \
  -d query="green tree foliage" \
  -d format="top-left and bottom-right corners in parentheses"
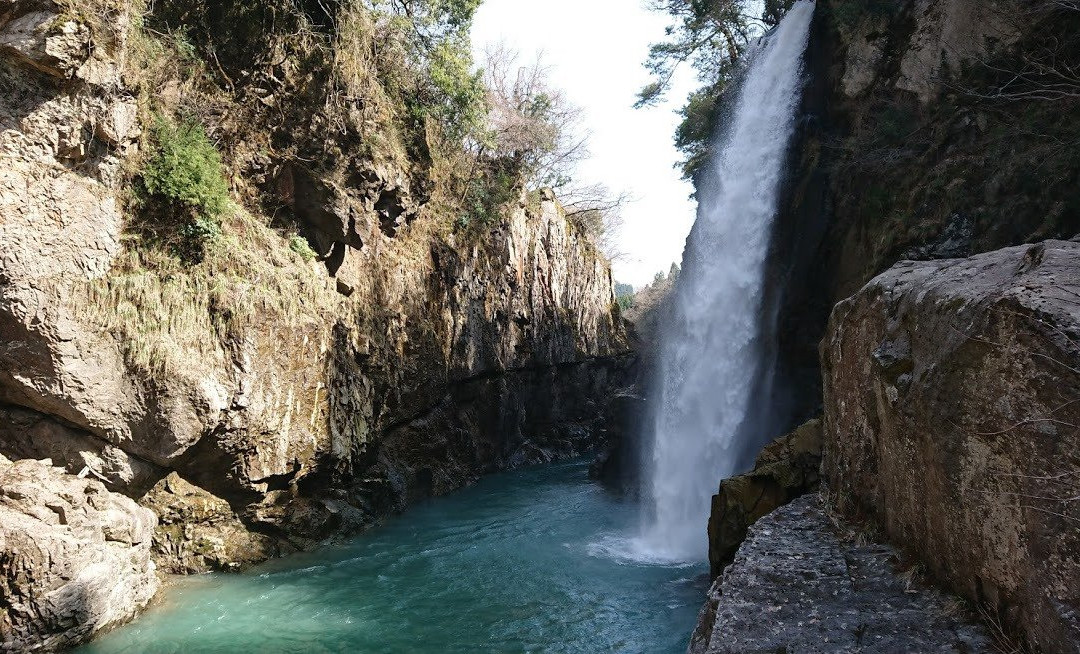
top-left (371, 0), bottom-right (488, 141)
top-left (639, 0), bottom-right (794, 180)
top-left (144, 116), bottom-right (230, 222)
top-left (381, 0), bottom-right (482, 41)
top-left (421, 37), bottom-right (487, 140)
top-left (615, 282), bottom-right (635, 310)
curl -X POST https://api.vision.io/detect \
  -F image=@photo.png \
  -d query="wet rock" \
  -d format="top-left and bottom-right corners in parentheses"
top-left (589, 391), bottom-right (646, 494)
top-left (689, 495), bottom-right (994, 654)
top-left (0, 457), bottom-right (158, 651)
top-left (902, 213), bottom-right (974, 261)
top-left (823, 240), bottom-right (1080, 652)
top-left (706, 417), bottom-right (822, 577)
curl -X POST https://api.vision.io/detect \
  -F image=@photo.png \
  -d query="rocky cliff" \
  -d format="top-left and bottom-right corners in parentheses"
top-left (772, 0), bottom-right (1080, 423)
top-left (0, 0), bottom-right (627, 645)
top-left (823, 240), bottom-right (1080, 652)
top-left (692, 1), bottom-right (1080, 650)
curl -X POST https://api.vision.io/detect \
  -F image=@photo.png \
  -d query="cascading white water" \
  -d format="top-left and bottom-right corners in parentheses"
top-left (639, 1), bottom-right (815, 562)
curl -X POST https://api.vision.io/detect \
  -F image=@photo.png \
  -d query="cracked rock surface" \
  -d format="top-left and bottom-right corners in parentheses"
top-left (0, 456), bottom-right (159, 652)
top-left (689, 495), bottom-right (993, 654)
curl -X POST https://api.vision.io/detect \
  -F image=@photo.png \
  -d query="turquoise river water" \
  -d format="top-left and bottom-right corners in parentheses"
top-left (78, 460), bottom-right (707, 654)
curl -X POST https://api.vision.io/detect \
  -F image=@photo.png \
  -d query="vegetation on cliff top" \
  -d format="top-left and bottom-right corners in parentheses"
top-left (637, 0), bottom-right (795, 181)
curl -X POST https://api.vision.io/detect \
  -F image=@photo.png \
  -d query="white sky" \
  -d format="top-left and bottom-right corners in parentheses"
top-left (471, 0), bottom-right (699, 289)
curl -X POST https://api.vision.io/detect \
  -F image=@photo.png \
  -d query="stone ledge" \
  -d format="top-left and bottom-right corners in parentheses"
top-left (690, 495), bottom-right (994, 654)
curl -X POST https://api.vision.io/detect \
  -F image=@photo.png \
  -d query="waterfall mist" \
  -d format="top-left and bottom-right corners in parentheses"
top-left (637, 1), bottom-right (815, 562)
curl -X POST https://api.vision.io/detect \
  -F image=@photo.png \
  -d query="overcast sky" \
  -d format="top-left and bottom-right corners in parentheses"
top-left (471, 0), bottom-right (699, 289)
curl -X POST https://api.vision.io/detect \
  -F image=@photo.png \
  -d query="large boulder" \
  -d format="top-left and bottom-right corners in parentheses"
top-left (0, 456), bottom-right (159, 651)
top-left (690, 495), bottom-right (994, 654)
top-left (822, 240), bottom-right (1080, 652)
top-left (706, 417), bottom-right (822, 577)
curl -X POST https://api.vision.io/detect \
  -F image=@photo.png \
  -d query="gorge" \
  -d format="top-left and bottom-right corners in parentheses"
top-left (3, 0), bottom-right (1080, 652)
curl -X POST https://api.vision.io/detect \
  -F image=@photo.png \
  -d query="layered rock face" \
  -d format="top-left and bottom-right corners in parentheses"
top-left (823, 240), bottom-right (1080, 652)
top-left (0, 0), bottom-right (627, 588)
top-left (689, 495), bottom-right (994, 654)
top-left (0, 456), bottom-right (159, 651)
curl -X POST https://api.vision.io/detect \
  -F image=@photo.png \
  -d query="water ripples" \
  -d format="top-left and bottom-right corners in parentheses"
top-left (77, 461), bottom-right (705, 654)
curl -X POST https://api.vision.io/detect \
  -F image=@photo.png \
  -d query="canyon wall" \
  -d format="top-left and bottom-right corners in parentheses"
top-left (0, 0), bottom-right (628, 644)
top-left (823, 241), bottom-right (1080, 652)
top-left (772, 0), bottom-right (1079, 419)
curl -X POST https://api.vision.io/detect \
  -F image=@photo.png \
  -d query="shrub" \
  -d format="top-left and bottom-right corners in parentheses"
top-left (458, 165), bottom-right (519, 229)
top-left (289, 235), bottom-right (318, 261)
top-left (142, 116), bottom-right (230, 261)
top-left (144, 116), bottom-right (230, 222)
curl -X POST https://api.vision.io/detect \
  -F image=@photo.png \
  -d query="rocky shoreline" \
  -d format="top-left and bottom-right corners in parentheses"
top-left (690, 495), bottom-right (995, 654)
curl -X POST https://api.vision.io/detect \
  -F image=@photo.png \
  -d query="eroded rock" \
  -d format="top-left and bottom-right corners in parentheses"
top-left (0, 457), bottom-right (158, 651)
top-left (142, 473), bottom-right (279, 574)
top-left (823, 240), bottom-right (1080, 652)
top-left (706, 417), bottom-right (822, 577)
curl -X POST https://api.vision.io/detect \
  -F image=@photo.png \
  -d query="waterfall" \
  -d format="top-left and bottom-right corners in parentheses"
top-left (639, 1), bottom-right (815, 562)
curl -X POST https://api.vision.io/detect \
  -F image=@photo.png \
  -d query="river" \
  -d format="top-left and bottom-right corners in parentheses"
top-left (78, 460), bottom-right (706, 653)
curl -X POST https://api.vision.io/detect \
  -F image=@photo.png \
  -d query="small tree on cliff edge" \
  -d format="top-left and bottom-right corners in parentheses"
top-left (476, 44), bottom-right (628, 260)
top-left (637, 0), bottom-right (795, 181)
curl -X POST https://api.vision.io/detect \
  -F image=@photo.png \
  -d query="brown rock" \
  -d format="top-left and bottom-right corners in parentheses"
top-left (822, 240), bottom-right (1080, 652)
top-left (141, 473), bottom-right (279, 574)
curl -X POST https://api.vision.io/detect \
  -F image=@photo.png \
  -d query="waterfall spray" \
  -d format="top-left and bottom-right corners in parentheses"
top-left (638, 1), bottom-right (815, 562)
